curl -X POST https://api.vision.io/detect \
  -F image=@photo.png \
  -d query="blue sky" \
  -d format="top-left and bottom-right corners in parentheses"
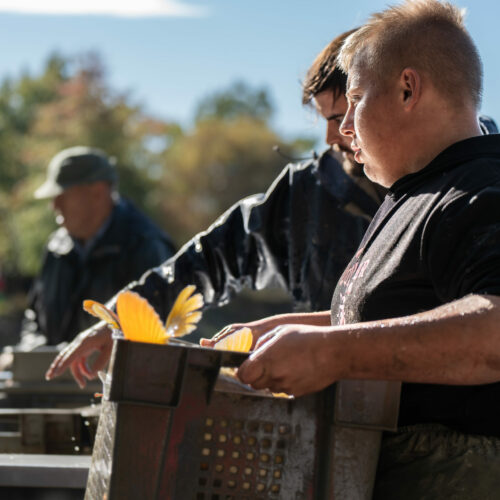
top-left (0, 0), bottom-right (497, 146)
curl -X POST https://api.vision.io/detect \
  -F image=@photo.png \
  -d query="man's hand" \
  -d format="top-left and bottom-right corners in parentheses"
top-left (200, 311), bottom-right (331, 350)
top-left (45, 323), bottom-right (113, 388)
top-left (237, 324), bottom-right (340, 397)
top-left (200, 318), bottom-right (280, 350)
top-left (238, 295), bottom-right (500, 395)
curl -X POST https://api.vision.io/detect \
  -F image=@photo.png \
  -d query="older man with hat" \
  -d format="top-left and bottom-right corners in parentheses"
top-left (19, 146), bottom-right (176, 349)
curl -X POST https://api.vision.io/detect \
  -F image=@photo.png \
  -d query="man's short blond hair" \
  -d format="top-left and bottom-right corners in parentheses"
top-left (337, 0), bottom-right (482, 109)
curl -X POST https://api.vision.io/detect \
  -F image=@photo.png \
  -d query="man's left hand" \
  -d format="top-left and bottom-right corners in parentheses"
top-left (237, 325), bottom-right (340, 397)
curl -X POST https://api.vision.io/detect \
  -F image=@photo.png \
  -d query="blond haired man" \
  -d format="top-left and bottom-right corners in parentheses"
top-left (224, 1), bottom-right (500, 497)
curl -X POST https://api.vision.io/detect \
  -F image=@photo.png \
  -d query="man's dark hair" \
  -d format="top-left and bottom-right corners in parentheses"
top-left (302, 28), bottom-right (358, 107)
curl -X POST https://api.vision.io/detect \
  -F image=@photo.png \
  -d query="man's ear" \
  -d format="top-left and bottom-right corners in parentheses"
top-left (400, 67), bottom-right (421, 110)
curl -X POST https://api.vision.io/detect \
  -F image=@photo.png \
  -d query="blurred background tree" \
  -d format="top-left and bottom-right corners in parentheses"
top-left (0, 52), bottom-right (316, 329)
top-left (194, 80), bottom-right (273, 122)
top-left (159, 80), bottom-right (315, 241)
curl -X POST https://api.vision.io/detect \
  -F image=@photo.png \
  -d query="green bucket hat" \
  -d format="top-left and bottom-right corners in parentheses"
top-left (34, 146), bottom-right (118, 199)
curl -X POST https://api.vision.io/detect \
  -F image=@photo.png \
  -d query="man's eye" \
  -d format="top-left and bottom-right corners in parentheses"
top-left (328, 116), bottom-right (344, 124)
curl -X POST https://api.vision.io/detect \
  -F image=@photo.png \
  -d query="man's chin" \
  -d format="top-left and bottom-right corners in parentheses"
top-left (363, 166), bottom-right (391, 188)
top-left (342, 150), bottom-right (356, 163)
top-left (343, 154), bottom-right (364, 177)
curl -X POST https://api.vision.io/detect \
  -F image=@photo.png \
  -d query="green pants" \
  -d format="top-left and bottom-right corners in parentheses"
top-left (373, 424), bottom-right (500, 500)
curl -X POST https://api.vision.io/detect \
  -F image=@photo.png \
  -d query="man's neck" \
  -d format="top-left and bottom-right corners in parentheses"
top-left (403, 110), bottom-right (483, 178)
top-left (73, 209), bottom-right (114, 258)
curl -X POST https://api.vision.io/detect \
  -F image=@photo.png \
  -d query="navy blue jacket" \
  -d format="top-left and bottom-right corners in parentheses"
top-left (22, 199), bottom-right (175, 345)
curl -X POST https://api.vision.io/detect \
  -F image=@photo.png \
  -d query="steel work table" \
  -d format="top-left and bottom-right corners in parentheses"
top-left (0, 453), bottom-right (90, 488)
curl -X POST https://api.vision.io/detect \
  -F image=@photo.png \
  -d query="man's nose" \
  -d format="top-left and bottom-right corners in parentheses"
top-left (340, 107), bottom-right (354, 137)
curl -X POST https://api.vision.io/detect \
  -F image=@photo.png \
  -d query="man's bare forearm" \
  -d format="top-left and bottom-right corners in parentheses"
top-left (261, 310), bottom-right (331, 327)
top-left (239, 294), bottom-right (500, 396)
top-left (323, 294), bottom-right (500, 385)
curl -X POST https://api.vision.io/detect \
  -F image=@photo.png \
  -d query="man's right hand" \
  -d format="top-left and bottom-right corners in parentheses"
top-left (200, 316), bottom-right (290, 350)
top-left (200, 311), bottom-right (331, 349)
top-left (45, 323), bottom-right (113, 388)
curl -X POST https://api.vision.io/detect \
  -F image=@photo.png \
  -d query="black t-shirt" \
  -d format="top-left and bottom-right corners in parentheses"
top-left (330, 134), bottom-right (500, 437)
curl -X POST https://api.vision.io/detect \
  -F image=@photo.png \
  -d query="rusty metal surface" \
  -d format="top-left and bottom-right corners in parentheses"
top-left (86, 340), bottom-right (334, 500)
top-left (168, 390), bottom-right (320, 499)
top-left (334, 380), bottom-right (401, 431)
top-left (84, 400), bottom-right (117, 499)
top-left (86, 340), bottom-right (400, 499)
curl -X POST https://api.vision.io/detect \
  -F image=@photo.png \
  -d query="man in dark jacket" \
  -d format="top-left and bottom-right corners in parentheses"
top-left (231, 3), bottom-right (500, 498)
top-left (20, 146), bottom-right (175, 348)
top-left (46, 29), bottom-right (497, 388)
top-left (46, 31), bottom-right (385, 386)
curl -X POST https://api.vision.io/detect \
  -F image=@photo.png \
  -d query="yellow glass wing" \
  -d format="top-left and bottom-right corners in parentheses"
top-left (165, 285), bottom-right (204, 337)
top-left (83, 285), bottom-right (203, 345)
top-left (116, 291), bottom-right (169, 344)
top-left (83, 300), bottom-right (121, 330)
top-left (213, 327), bottom-right (253, 352)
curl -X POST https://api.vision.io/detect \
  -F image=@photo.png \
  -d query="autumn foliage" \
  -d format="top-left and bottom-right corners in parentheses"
top-left (0, 52), bottom-right (315, 312)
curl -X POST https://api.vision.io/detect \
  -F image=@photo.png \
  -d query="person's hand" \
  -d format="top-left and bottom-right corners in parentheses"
top-left (45, 323), bottom-right (113, 388)
top-left (237, 324), bottom-right (340, 397)
top-left (200, 316), bottom-right (287, 350)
